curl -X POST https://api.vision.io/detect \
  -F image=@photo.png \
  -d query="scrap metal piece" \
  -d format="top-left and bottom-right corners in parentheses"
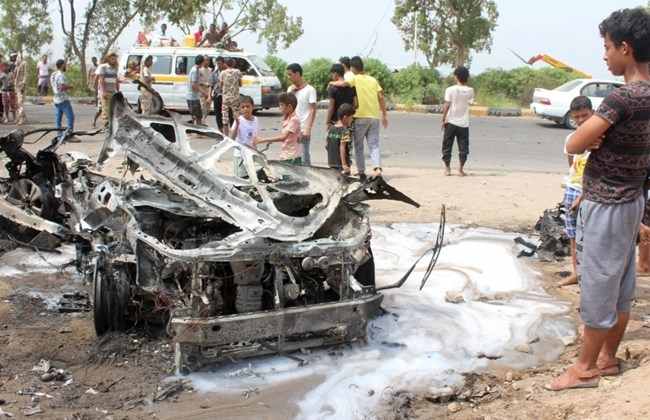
top-left (343, 176), bottom-right (421, 208)
top-left (58, 291), bottom-right (91, 313)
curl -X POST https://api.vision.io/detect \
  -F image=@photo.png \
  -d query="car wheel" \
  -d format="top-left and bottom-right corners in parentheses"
top-left (6, 179), bottom-right (56, 220)
top-left (137, 96), bottom-right (164, 115)
top-left (93, 255), bottom-right (130, 336)
top-left (152, 95), bottom-right (164, 114)
top-left (564, 112), bottom-right (578, 129)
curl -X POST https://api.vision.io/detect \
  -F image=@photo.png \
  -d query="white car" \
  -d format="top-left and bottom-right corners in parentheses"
top-left (530, 78), bottom-right (624, 129)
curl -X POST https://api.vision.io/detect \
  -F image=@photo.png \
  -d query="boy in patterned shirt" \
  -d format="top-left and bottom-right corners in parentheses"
top-left (546, 8), bottom-right (650, 391)
top-left (325, 103), bottom-right (354, 175)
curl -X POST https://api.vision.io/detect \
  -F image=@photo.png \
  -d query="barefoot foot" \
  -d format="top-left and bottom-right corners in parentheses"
top-left (557, 273), bottom-right (578, 287)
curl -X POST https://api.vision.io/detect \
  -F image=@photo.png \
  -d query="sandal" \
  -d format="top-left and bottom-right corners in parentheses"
top-left (544, 366), bottom-right (600, 391)
top-left (598, 359), bottom-right (621, 376)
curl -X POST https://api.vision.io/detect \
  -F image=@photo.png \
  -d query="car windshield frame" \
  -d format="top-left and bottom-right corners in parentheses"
top-left (246, 55), bottom-right (276, 77)
top-left (553, 79), bottom-right (583, 92)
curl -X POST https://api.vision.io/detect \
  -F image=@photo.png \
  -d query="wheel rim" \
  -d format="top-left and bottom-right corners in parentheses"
top-left (6, 179), bottom-right (55, 219)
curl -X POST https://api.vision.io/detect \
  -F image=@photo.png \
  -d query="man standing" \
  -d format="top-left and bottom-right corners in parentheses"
top-left (199, 55), bottom-right (212, 121)
top-left (36, 55), bottom-right (51, 97)
top-left (339, 56), bottom-right (354, 82)
top-left (139, 55), bottom-right (157, 116)
top-left (219, 57), bottom-right (241, 131)
top-left (286, 63), bottom-right (316, 165)
top-left (96, 51), bottom-right (120, 130)
top-left (51, 59), bottom-right (78, 142)
top-left (211, 56), bottom-right (232, 134)
top-left (87, 56), bottom-right (98, 90)
top-left (186, 55), bottom-right (204, 125)
top-left (11, 53), bottom-right (27, 126)
top-left (326, 63), bottom-right (356, 131)
top-left (440, 66), bottom-right (474, 176)
top-left (330, 56), bottom-right (388, 178)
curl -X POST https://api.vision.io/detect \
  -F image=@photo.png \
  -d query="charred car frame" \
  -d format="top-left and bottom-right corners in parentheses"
top-left (0, 93), bottom-right (443, 373)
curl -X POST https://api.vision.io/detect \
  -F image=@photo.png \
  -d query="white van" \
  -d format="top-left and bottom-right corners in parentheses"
top-left (118, 47), bottom-right (283, 112)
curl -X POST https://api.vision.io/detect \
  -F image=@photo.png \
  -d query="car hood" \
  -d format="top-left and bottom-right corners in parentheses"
top-left (98, 93), bottom-right (418, 242)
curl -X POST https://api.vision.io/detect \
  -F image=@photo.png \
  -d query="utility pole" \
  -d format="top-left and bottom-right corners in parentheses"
top-left (413, 9), bottom-right (418, 66)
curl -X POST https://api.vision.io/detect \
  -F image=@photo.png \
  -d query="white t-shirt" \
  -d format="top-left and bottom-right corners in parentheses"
top-left (444, 85), bottom-right (475, 128)
top-left (289, 84), bottom-right (317, 132)
top-left (234, 115), bottom-right (259, 157)
top-left (37, 61), bottom-right (50, 78)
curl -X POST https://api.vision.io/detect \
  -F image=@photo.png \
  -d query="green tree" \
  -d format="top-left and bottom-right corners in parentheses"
top-left (392, 0), bottom-right (498, 68)
top-left (142, 0), bottom-right (303, 55)
top-left (0, 0), bottom-right (53, 57)
top-left (362, 58), bottom-right (394, 96)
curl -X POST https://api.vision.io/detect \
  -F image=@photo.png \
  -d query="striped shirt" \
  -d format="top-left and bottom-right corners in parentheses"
top-left (96, 64), bottom-right (118, 94)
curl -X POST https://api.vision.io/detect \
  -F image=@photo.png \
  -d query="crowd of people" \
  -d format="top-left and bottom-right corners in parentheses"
top-left (0, 52), bottom-right (28, 125)
top-left (189, 55), bottom-right (390, 179)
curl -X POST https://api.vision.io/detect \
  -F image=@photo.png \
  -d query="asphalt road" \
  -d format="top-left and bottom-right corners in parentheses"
top-left (1, 103), bottom-right (571, 174)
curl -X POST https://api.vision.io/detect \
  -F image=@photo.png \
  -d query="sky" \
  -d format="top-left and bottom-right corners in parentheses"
top-left (51, 0), bottom-right (644, 79)
top-left (2, 222), bottom-right (575, 416)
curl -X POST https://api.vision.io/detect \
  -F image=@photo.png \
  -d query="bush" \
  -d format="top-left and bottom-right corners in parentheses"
top-left (392, 65), bottom-right (443, 104)
top-left (472, 66), bottom-right (581, 107)
top-left (265, 55), bottom-right (289, 91)
top-left (66, 65), bottom-right (94, 96)
top-left (302, 57), bottom-right (334, 100)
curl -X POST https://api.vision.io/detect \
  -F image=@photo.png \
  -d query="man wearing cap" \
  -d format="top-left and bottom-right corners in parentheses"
top-left (96, 51), bottom-right (120, 129)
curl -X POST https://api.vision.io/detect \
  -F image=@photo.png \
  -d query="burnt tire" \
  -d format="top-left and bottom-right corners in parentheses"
top-left (5, 179), bottom-right (56, 220)
top-left (93, 255), bottom-right (130, 335)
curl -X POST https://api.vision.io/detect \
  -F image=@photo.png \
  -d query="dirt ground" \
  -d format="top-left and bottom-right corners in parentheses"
top-left (1, 162), bottom-right (649, 419)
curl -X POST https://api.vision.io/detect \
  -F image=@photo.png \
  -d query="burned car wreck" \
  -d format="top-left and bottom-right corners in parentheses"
top-left (0, 93), bottom-right (444, 373)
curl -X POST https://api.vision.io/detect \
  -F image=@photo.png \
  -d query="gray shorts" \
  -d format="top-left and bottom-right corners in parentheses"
top-left (576, 196), bottom-right (643, 329)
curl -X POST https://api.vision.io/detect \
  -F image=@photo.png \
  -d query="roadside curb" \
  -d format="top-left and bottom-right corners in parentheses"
top-left (27, 96), bottom-right (96, 106)
top-left (316, 100), bottom-right (533, 118)
top-left (32, 96), bottom-right (534, 118)
top-left (392, 103), bottom-right (534, 118)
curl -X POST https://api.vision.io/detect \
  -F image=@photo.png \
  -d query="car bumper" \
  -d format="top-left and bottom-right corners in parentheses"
top-left (530, 103), bottom-right (566, 123)
top-left (170, 293), bottom-right (383, 372)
